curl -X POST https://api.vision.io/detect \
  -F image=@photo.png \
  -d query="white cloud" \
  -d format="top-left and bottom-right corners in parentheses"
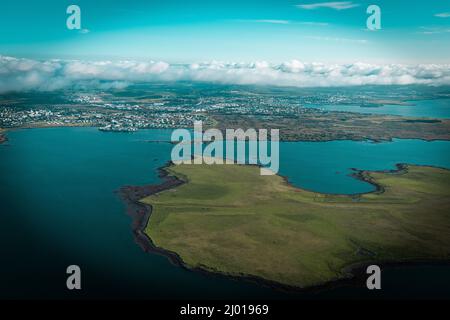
top-left (251, 19), bottom-right (291, 24)
top-left (1, 56), bottom-right (450, 93)
top-left (305, 35), bottom-right (368, 44)
top-left (296, 1), bottom-right (360, 10)
top-left (236, 19), bottom-right (329, 26)
top-left (299, 22), bottom-right (329, 26)
top-left (418, 26), bottom-right (450, 35)
top-left (435, 12), bottom-right (450, 18)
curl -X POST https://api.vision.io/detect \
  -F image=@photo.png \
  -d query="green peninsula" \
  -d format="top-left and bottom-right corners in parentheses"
top-left (141, 163), bottom-right (450, 288)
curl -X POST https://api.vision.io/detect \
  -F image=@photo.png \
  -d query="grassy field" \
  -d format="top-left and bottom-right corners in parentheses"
top-left (212, 113), bottom-right (450, 141)
top-left (142, 163), bottom-right (450, 288)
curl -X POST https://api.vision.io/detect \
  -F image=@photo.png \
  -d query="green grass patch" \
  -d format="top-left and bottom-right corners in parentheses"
top-left (142, 164), bottom-right (450, 288)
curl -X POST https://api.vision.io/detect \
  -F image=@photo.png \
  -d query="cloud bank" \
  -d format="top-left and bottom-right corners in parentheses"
top-left (1, 55), bottom-right (450, 93)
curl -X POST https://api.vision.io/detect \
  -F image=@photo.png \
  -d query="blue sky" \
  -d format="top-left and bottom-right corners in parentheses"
top-left (1, 0), bottom-right (450, 63)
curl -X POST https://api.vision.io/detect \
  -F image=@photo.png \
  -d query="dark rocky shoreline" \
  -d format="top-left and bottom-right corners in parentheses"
top-left (117, 163), bottom-right (185, 262)
top-left (118, 161), bottom-right (450, 294)
top-left (117, 162), bottom-right (315, 292)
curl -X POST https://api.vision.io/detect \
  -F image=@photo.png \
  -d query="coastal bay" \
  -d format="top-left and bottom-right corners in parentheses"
top-left (1, 127), bottom-right (450, 298)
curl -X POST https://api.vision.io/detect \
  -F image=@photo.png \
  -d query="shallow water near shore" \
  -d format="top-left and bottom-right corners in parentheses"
top-left (1, 127), bottom-right (450, 299)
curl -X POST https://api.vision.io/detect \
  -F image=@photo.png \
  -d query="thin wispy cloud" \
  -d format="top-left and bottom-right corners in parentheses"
top-left (296, 1), bottom-right (360, 10)
top-left (251, 19), bottom-right (291, 24)
top-left (233, 19), bottom-right (329, 26)
top-left (435, 12), bottom-right (450, 18)
top-left (306, 36), bottom-right (368, 44)
top-left (418, 26), bottom-right (450, 35)
top-left (299, 22), bottom-right (329, 26)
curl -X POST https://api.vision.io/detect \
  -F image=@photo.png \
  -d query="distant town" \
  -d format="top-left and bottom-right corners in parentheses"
top-left (1, 83), bottom-right (449, 141)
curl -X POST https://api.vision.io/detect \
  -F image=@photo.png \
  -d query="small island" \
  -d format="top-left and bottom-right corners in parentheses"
top-left (122, 162), bottom-right (450, 289)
